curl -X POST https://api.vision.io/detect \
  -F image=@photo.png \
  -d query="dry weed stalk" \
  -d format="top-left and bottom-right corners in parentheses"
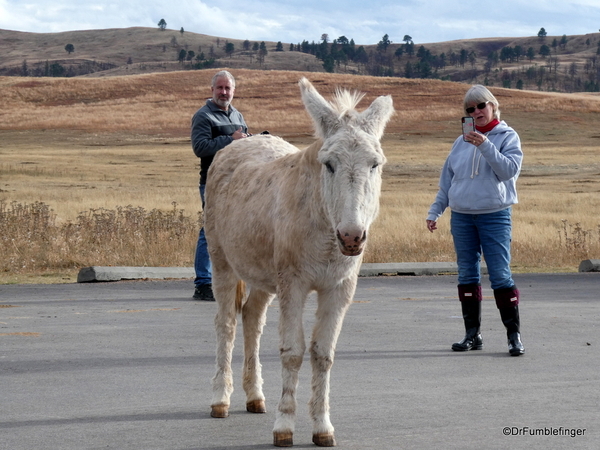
top-left (559, 219), bottom-right (595, 255)
top-left (0, 200), bottom-right (198, 274)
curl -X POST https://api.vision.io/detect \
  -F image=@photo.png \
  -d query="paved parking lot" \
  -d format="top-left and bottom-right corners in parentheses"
top-left (1, 273), bottom-right (598, 450)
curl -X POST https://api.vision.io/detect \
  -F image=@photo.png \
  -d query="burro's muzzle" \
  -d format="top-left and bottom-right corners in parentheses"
top-left (336, 224), bottom-right (367, 256)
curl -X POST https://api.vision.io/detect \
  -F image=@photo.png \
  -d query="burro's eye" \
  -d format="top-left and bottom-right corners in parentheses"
top-left (370, 163), bottom-right (379, 173)
top-left (325, 162), bottom-right (335, 174)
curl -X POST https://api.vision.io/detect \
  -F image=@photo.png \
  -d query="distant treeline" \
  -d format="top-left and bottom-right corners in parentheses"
top-left (1, 60), bottom-right (118, 77)
top-left (3, 31), bottom-right (600, 93)
top-left (295, 33), bottom-right (600, 92)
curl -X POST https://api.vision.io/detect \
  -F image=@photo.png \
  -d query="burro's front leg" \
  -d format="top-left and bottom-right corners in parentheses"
top-left (273, 290), bottom-right (307, 447)
top-left (309, 280), bottom-right (356, 447)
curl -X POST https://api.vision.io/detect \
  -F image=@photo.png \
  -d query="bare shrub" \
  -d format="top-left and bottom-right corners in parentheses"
top-left (0, 201), bottom-right (198, 275)
top-left (559, 220), bottom-right (595, 256)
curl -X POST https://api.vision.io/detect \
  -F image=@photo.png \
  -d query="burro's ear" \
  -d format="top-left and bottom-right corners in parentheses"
top-left (298, 77), bottom-right (339, 139)
top-left (357, 95), bottom-right (394, 140)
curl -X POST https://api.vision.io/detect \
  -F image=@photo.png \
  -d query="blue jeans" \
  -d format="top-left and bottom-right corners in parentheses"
top-left (450, 208), bottom-right (514, 290)
top-left (194, 184), bottom-right (211, 287)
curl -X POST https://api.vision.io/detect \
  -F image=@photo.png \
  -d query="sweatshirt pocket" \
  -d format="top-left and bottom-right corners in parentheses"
top-left (449, 177), bottom-right (507, 211)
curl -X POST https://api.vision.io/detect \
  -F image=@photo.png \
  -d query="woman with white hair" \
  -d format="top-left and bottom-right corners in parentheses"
top-left (426, 84), bottom-right (525, 356)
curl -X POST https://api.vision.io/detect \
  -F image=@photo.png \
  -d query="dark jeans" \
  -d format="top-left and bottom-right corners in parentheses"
top-left (194, 184), bottom-right (211, 287)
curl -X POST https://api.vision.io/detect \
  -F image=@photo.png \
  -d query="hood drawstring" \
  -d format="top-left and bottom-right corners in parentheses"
top-left (470, 130), bottom-right (492, 178)
top-left (470, 147), bottom-right (482, 179)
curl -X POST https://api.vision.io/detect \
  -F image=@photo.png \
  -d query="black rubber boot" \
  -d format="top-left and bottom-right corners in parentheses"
top-left (495, 286), bottom-right (525, 356)
top-left (452, 284), bottom-right (483, 352)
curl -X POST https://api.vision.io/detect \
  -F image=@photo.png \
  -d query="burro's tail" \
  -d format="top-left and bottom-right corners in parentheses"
top-left (235, 280), bottom-right (246, 314)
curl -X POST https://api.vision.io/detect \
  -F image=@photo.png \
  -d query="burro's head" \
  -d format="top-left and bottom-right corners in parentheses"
top-left (298, 78), bottom-right (394, 257)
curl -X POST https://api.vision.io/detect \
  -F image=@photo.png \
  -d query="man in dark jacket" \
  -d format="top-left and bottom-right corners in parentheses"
top-left (191, 70), bottom-right (248, 300)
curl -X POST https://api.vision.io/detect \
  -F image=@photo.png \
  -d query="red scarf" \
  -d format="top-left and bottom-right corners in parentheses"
top-left (476, 119), bottom-right (500, 133)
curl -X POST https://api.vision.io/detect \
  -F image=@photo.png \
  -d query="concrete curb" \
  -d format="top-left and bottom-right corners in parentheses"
top-left (77, 266), bottom-right (195, 282)
top-left (579, 259), bottom-right (600, 272)
top-left (358, 262), bottom-right (465, 276)
top-left (77, 262), bottom-right (486, 283)
top-left (77, 258), bottom-right (599, 282)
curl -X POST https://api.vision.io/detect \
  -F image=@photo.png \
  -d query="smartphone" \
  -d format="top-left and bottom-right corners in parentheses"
top-left (462, 117), bottom-right (475, 141)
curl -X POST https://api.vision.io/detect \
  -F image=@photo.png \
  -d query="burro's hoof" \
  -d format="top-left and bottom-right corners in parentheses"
top-left (246, 399), bottom-right (267, 413)
top-left (273, 430), bottom-right (293, 447)
top-left (312, 432), bottom-right (336, 447)
top-left (210, 404), bottom-right (229, 418)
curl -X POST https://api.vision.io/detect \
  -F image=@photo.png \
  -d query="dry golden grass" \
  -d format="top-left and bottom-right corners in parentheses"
top-left (1, 69), bottom-right (600, 283)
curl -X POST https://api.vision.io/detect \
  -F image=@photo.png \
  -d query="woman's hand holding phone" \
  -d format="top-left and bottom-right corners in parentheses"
top-left (462, 117), bottom-right (475, 142)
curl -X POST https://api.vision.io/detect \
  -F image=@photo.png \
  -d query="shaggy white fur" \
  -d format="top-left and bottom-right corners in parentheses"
top-left (205, 78), bottom-right (394, 447)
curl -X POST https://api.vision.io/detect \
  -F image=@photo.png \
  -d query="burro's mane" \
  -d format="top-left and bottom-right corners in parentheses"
top-left (311, 87), bottom-right (365, 140)
top-left (332, 88), bottom-right (365, 115)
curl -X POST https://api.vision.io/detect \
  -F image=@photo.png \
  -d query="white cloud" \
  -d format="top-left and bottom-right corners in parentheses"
top-left (0, 0), bottom-right (599, 45)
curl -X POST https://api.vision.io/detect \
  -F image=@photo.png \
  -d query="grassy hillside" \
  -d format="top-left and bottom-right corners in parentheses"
top-left (0, 27), bottom-right (325, 76)
top-left (1, 69), bottom-right (600, 282)
top-left (1, 27), bottom-right (599, 92)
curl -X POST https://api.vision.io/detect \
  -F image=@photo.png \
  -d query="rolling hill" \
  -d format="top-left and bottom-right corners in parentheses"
top-left (1, 27), bottom-right (599, 92)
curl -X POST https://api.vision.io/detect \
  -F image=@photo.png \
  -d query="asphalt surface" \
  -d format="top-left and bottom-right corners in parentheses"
top-left (1, 273), bottom-right (598, 450)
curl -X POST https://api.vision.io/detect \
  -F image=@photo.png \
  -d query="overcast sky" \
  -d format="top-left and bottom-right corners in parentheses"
top-left (1, 0), bottom-right (599, 45)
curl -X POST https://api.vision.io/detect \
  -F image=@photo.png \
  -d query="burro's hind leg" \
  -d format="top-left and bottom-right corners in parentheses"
top-left (273, 286), bottom-right (308, 447)
top-left (210, 266), bottom-right (240, 419)
top-left (309, 280), bottom-right (356, 447)
top-left (242, 287), bottom-right (274, 414)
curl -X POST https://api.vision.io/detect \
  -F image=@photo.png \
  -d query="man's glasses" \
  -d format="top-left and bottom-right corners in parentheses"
top-left (466, 102), bottom-right (489, 114)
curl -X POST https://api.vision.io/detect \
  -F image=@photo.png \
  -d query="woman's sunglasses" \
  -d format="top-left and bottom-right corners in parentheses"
top-left (466, 102), bottom-right (489, 114)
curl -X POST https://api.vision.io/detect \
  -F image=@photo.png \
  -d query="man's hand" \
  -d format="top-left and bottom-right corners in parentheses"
top-left (232, 127), bottom-right (248, 140)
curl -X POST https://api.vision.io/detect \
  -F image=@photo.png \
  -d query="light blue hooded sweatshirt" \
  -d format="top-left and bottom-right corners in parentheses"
top-left (427, 121), bottom-right (522, 221)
